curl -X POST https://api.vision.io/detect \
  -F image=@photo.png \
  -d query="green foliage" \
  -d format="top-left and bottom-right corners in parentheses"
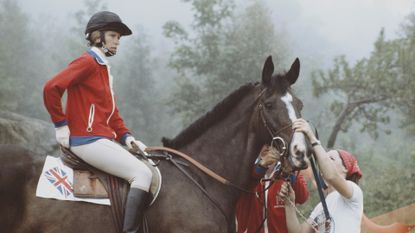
top-left (312, 29), bottom-right (405, 147)
top-left (311, 22), bottom-right (415, 216)
top-left (164, 0), bottom-right (289, 125)
top-left (0, 0), bottom-right (109, 120)
top-left (395, 14), bottom-right (415, 134)
top-left (0, 0), bottom-right (46, 118)
top-left (0, 0), bottom-right (27, 109)
top-left (185, 0), bottom-right (234, 28)
top-left (359, 140), bottom-right (415, 216)
top-left (314, 19), bottom-right (415, 143)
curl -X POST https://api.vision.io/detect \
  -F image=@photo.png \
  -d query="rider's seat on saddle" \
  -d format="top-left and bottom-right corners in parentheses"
top-left (60, 147), bottom-right (162, 233)
top-left (60, 147), bottom-right (108, 198)
top-left (60, 146), bottom-right (161, 202)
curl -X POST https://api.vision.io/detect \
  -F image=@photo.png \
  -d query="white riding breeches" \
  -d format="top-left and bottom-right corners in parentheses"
top-left (71, 139), bottom-right (153, 191)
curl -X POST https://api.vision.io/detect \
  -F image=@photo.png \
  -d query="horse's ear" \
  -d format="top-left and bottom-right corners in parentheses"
top-left (286, 58), bottom-right (300, 85)
top-left (262, 56), bottom-right (274, 86)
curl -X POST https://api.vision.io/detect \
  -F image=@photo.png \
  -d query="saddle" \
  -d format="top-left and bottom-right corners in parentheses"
top-left (60, 147), bottom-right (161, 233)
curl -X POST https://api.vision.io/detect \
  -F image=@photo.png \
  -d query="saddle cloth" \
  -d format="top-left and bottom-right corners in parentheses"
top-left (37, 151), bottom-right (162, 233)
top-left (36, 155), bottom-right (111, 205)
top-left (36, 154), bottom-right (162, 206)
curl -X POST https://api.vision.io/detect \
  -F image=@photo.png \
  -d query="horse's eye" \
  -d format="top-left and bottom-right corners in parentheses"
top-left (264, 102), bottom-right (273, 109)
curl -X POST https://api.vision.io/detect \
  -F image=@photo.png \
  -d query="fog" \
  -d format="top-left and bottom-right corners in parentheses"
top-left (22, 0), bottom-right (414, 65)
top-left (3, 0), bottom-right (414, 221)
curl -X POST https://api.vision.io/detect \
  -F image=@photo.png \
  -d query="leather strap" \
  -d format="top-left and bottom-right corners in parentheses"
top-left (146, 146), bottom-right (229, 185)
top-left (145, 147), bottom-right (253, 193)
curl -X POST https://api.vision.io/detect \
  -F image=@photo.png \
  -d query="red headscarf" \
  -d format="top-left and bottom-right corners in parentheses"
top-left (337, 149), bottom-right (362, 179)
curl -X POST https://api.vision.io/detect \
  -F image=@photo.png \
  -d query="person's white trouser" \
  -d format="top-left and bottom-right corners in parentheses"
top-left (71, 139), bottom-right (152, 191)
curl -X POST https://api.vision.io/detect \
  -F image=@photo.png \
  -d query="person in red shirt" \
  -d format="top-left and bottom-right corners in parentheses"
top-left (236, 145), bottom-right (309, 233)
top-left (43, 11), bottom-right (150, 233)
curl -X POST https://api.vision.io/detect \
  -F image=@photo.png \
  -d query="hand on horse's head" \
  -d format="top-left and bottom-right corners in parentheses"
top-left (292, 118), bottom-right (317, 143)
top-left (259, 144), bottom-right (279, 168)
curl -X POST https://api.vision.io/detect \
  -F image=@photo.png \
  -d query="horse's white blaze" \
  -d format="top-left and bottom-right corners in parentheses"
top-left (281, 93), bottom-right (307, 167)
top-left (281, 93), bottom-right (296, 121)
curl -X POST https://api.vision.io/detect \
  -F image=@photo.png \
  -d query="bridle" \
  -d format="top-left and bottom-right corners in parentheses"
top-left (255, 88), bottom-right (334, 233)
top-left (256, 88), bottom-right (295, 178)
top-left (251, 88), bottom-right (303, 233)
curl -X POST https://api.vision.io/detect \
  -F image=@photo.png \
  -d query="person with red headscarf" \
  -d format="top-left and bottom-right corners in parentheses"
top-left (279, 118), bottom-right (363, 233)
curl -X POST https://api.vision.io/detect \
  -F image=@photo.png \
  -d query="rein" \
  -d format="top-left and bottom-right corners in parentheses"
top-left (143, 145), bottom-right (278, 233)
top-left (309, 154), bottom-right (334, 232)
top-left (282, 125), bottom-right (334, 233)
top-left (146, 146), bottom-right (252, 193)
top-left (141, 146), bottom-right (250, 233)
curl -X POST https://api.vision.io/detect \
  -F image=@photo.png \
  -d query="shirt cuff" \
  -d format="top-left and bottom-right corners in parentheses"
top-left (54, 120), bottom-right (68, 128)
top-left (120, 133), bottom-right (132, 145)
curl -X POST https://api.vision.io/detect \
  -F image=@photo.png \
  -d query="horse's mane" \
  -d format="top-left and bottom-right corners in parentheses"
top-left (162, 83), bottom-right (257, 148)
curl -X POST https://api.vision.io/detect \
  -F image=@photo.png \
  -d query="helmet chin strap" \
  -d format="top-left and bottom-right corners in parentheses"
top-left (102, 46), bottom-right (115, 57)
top-left (99, 31), bottom-right (115, 57)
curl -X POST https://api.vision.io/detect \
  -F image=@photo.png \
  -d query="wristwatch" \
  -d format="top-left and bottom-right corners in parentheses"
top-left (311, 139), bottom-right (321, 147)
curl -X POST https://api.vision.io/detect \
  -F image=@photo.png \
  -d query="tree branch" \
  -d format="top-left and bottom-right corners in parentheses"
top-left (326, 95), bottom-right (388, 148)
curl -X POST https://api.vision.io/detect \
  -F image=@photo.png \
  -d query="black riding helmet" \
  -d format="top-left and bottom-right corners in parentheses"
top-left (85, 11), bottom-right (132, 37)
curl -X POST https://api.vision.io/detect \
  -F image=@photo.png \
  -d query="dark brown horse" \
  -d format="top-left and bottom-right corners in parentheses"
top-left (0, 56), bottom-right (308, 233)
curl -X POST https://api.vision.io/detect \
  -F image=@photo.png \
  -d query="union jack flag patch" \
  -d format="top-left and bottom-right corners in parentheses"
top-left (44, 167), bottom-right (73, 198)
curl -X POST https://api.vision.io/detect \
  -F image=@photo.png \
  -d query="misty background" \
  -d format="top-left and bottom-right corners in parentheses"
top-left (1, 0), bottom-right (415, 220)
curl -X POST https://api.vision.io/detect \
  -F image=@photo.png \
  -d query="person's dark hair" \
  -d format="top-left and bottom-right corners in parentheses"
top-left (346, 173), bottom-right (360, 184)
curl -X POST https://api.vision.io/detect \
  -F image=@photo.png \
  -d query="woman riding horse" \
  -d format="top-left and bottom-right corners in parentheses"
top-left (43, 11), bottom-right (151, 233)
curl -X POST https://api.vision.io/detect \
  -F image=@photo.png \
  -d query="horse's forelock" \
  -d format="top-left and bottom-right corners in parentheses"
top-left (267, 74), bottom-right (291, 95)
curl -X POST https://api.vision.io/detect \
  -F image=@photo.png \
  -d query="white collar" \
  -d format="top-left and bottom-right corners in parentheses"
top-left (90, 46), bottom-right (109, 65)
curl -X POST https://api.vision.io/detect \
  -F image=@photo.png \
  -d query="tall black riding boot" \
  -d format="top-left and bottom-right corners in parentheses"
top-left (123, 188), bottom-right (149, 233)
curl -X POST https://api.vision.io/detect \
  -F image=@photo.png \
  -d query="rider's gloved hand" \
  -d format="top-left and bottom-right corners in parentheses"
top-left (135, 140), bottom-right (148, 153)
top-left (125, 136), bottom-right (148, 155)
top-left (55, 125), bottom-right (70, 148)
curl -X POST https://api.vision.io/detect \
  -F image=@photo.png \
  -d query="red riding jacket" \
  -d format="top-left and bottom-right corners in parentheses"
top-left (236, 167), bottom-right (309, 233)
top-left (43, 48), bottom-right (130, 143)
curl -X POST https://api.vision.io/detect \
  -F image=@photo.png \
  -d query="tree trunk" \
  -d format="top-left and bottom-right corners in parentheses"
top-left (326, 97), bottom-right (386, 148)
top-left (326, 104), bottom-right (354, 148)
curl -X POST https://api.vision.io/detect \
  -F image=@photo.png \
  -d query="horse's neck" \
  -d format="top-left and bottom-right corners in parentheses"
top-left (179, 96), bottom-right (262, 189)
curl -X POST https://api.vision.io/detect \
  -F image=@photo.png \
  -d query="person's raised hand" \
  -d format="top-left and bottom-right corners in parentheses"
top-left (292, 118), bottom-right (316, 142)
